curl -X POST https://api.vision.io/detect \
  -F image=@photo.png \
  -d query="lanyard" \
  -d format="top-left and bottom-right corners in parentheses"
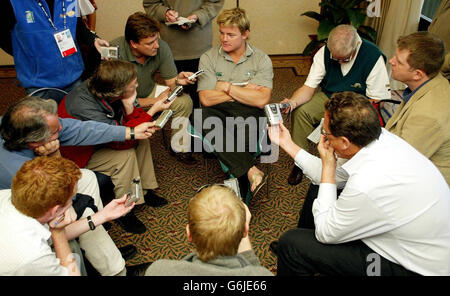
top-left (36, 0), bottom-right (66, 31)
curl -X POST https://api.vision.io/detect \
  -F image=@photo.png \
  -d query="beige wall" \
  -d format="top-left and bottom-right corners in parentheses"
top-left (0, 0), bottom-right (319, 65)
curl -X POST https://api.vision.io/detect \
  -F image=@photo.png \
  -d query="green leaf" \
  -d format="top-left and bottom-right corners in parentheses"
top-left (301, 11), bottom-right (324, 22)
top-left (347, 8), bottom-right (366, 28)
top-left (358, 25), bottom-right (378, 42)
top-left (318, 19), bottom-right (335, 41)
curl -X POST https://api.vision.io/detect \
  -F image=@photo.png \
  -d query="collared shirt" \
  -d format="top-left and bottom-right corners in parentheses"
top-left (0, 190), bottom-right (69, 276)
top-left (0, 117), bottom-right (126, 189)
top-left (197, 43), bottom-right (273, 91)
top-left (305, 34), bottom-right (391, 100)
top-left (401, 78), bottom-right (432, 104)
top-left (294, 129), bottom-right (450, 275)
top-left (110, 36), bottom-right (178, 98)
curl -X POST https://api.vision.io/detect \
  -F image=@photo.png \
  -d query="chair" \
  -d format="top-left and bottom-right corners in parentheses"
top-left (28, 87), bottom-right (68, 104)
top-left (188, 109), bottom-right (270, 205)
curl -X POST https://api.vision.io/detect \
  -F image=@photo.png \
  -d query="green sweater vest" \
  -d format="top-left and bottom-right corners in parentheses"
top-left (321, 39), bottom-right (386, 98)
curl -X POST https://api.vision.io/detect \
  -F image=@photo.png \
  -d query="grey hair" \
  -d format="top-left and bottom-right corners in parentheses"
top-left (0, 96), bottom-right (57, 151)
top-left (327, 24), bottom-right (358, 57)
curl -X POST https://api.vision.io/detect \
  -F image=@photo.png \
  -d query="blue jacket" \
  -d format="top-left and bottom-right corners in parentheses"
top-left (10, 0), bottom-right (84, 88)
top-left (0, 118), bottom-right (126, 189)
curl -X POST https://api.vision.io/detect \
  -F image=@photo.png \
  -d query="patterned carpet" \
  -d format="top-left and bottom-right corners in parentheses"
top-left (0, 67), bottom-right (311, 275)
top-left (107, 68), bottom-right (310, 275)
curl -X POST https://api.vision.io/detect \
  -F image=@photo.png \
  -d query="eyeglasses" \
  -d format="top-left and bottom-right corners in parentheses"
top-left (330, 47), bottom-right (356, 63)
top-left (321, 128), bottom-right (332, 140)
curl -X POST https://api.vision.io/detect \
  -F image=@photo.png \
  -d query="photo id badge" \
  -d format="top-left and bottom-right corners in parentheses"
top-left (54, 29), bottom-right (77, 58)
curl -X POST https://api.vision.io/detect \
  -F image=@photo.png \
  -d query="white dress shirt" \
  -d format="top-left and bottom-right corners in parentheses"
top-left (0, 190), bottom-right (69, 276)
top-left (294, 129), bottom-right (450, 275)
top-left (305, 34), bottom-right (391, 101)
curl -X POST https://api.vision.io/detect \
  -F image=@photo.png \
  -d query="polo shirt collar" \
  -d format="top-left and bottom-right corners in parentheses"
top-left (218, 43), bottom-right (254, 63)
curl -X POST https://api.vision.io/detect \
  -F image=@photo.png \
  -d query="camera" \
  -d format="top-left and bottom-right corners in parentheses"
top-left (125, 177), bottom-right (141, 206)
top-left (188, 69), bottom-right (204, 81)
top-left (165, 85), bottom-right (183, 103)
top-left (100, 46), bottom-right (119, 59)
top-left (264, 103), bottom-right (283, 126)
top-left (154, 109), bottom-right (173, 129)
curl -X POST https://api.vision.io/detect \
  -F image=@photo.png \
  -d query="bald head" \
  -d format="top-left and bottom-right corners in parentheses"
top-left (327, 25), bottom-right (358, 57)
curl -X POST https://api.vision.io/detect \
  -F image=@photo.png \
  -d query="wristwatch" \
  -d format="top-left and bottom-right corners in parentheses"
top-left (87, 216), bottom-right (96, 231)
top-left (130, 126), bottom-right (135, 140)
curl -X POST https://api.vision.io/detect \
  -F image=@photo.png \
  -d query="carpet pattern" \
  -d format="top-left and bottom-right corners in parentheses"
top-left (107, 68), bottom-right (311, 275)
top-left (0, 67), bottom-right (311, 275)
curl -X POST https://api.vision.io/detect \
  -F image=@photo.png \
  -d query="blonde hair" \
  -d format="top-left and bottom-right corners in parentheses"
top-left (188, 185), bottom-right (246, 262)
top-left (11, 157), bottom-right (81, 218)
top-left (216, 7), bottom-right (250, 34)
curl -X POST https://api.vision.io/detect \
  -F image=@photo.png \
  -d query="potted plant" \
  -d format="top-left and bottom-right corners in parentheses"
top-left (302, 0), bottom-right (377, 56)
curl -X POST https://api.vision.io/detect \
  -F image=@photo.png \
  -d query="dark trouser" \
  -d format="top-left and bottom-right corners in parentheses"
top-left (175, 59), bottom-right (200, 108)
top-left (195, 101), bottom-right (265, 178)
top-left (277, 228), bottom-right (420, 276)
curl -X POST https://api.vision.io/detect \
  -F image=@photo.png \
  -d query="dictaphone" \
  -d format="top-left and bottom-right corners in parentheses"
top-left (100, 46), bottom-right (119, 59)
top-left (188, 70), bottom-right (204, 81)
top-left (279, 102), bottom-right (291, 111)
top-left (125, 177), bottom-right (141, 206)
top-left (264, 103), bottom-right (283, 126)
top-left (154, 109), bottom-right (173, 129)
top-left (165, 85), bottom-right (183, 103)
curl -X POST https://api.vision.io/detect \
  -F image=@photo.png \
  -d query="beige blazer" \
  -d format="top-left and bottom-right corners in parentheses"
top-left (386, 74), bottom-right (450, 185)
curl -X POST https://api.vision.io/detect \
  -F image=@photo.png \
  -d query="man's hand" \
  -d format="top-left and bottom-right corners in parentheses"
top-left (267, 122), bottom-right (293, 150)
top-left (280, 98), bottom-right (295, 114)
top-left (34, 140), bottom-right (61, 157)
top-left (317, 135), bottom-right (337, 184)
top-left (176, 72), bottom-right (196, 86)
top-left (133, 121), bottom-right (159, 140)
top-left (49, 206), bottom-right (77, 229)
top-left (215, 81), bottom-right (230, 93)
top-left (147, 94), bottom-right (174, 117)
top-left (165, 9), bottom-right (179, 22)
top-left (94, 38), bottom-right (110, 57)
top-left (181, 14), bottom-right (198, 30)
top-left (121, 90), bottom-right (138, 115)
top-left (97, 195), bottom-right (135, 223)
top-left (244, 83), bottom-right (263, 90)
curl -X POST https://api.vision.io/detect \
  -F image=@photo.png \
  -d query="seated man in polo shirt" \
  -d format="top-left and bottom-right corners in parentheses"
top-left (195, 7), bottom-right (273, 198)
top-left (110, 12), bottom-right (197, 165)
top-left (282, 24), bottom-right (391, 186)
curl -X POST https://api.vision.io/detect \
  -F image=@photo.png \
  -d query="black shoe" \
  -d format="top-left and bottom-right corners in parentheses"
top-left (288, 165), bottom-right (303, 185)
top-left (117, 211), bottom-right (146, 234)
top-left (118, 245), bottom-right (138, 261)
top-left (126, 262), bottom-right (152, 276)
top-left (144, 190), bottom-right (168, 208)
top-left (269, 240), bottom-right (279, 255)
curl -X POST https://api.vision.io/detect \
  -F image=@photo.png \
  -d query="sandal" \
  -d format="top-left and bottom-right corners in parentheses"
top-left (250, 172), bottom-right (267, 197)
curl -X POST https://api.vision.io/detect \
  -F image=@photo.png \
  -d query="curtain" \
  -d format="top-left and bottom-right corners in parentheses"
top-left (364, 0), bottom-right (391, 45)
top-left (378, 0), bottom-right (424, 90)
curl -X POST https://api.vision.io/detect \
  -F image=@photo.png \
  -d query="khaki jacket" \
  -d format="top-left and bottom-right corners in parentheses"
top-left (386, 74), bottom-right (450, 185)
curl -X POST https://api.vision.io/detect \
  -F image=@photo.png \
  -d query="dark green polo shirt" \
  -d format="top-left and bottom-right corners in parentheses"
top-left (110, 36), bottom-right (178, 98)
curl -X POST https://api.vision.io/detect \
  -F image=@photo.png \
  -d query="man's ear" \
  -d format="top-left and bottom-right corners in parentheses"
top-left (242, 30), bottom-right (249, 40)
top-left (338, 136), bottom-right (351, 151)
top-left (129, 40), bottom-right (138, 49)
top-left (412, 69), bottom-right (427, 82)
top-left (242, 221), bottom-right (249, 238)
top-left (186, 224), bottom-right (192, 242)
